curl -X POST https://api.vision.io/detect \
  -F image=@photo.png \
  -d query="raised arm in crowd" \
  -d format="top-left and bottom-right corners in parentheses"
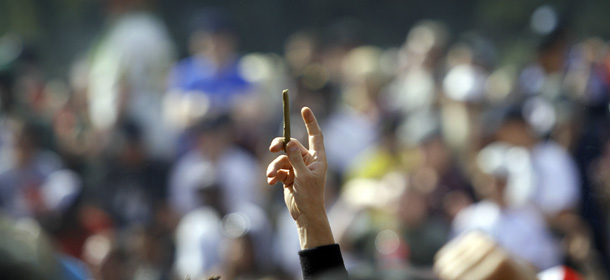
top-left (266, 107), bottom-right (543, 280)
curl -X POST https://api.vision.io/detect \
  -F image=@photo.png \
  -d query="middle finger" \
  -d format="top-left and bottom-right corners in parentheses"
top-left (267, 155), bottom-right (292, 177)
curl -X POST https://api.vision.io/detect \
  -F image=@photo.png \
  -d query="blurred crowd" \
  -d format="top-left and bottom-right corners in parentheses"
top-left (1, 1), bottom-right (610, 280)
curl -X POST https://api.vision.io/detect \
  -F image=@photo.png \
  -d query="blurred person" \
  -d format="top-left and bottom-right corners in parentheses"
top-left (324, 46), bottom-right (386, 176)
top-left (492, 108), bottom-right (580, 217)
top-left (87, 0), bottom-right (175, 158)
top-left (229, 53), bottom-right (283, 156)
top-left (439, 35), bottom-right (496, 159)
top-left (129, 225), bottom-right (175, 280)
top-left (566, 39), bottom-right (610, 276)
top-left (284, 30), bottom-right (322, 77)
top-left (574, 118), bottom-right (610, 275)
top-left (0, 34), bottom-right (34, 115)
top-left (51, 58), bottom-right (98, 175)
top-left (99, 247), bottom-right (131, 280)
top-left (0, 59), bottom-right (15, 115)
top-left (163, 9), bottom-right (267, 160)
top-left (396, 175), bottom-right (449, 269)
top-left (0, 168), bottom-right (96, 280)
top-left (40, 171), bottom-right (97, 280)
top-left (453, 142), bottom-right (562, 270)
top-left (290, 68), bottom-right (338, 129)
top-left (322, 176), bottom-right (399, 276)
top-left (36, 169), bottom-right (85, 257)
top-left (345, 114), bottom-right (410, 181)
top-left (564, 38), bottom-right (609, 107)
top-left (284, 29), bottom-right (337, 119)
top-left (558, 38), bottom-right (610, 152)
top-left (585, 136), bottom-right (610, 277)
top-left (380, 20), bottom-right (448, 115)
top-left (0, 120), bottom-right (62, 218)
top-left (174, 162), bottom-right (271, 279)
top-left (322, 94), bottom-right (378, 177)
top-left (0, 206), bottom-right (96, 280)
top-left (519, 25), bottom-right (570, 99)
top-left (165, 9), bottom-right (252, 121)
top-left (516, 25), bottom-right (575, 154)
top-left (99, 120), bottom-right (169, 229)
top-left (415, 133), bottom-right (474, 220)
top-left (0, 62), bottom-right (16, 172)
top-left (319, 18), bottom-right (364, 87)
top-left (221, 229), bottom-right (272, 279)
top-left (336, 173), bottom-right (448, 279)
top-left (168, 114), bottom-right (263, 216)
top-left (301, 22), bottom-right (369, 177)
top-left (173, 165), bottom-right (223, 277)
top-left (0, 217), bottom-right (68, 280)
top-left (1, 40), bottom-right (59, 154)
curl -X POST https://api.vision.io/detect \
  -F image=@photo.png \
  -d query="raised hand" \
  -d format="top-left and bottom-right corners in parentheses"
top-left (267, 107), bottom-right (334, 249)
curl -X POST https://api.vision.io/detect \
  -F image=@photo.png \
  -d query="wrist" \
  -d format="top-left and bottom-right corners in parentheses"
top-left (296, 212), bottom-right (335, 249)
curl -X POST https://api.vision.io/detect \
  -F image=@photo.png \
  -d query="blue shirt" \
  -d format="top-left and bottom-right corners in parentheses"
top-left (169, 56), bottom-right (251, 112)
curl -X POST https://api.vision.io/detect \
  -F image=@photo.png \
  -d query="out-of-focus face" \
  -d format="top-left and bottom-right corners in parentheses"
top-left (118, 140), bottom-right (145, 167)
top-left (197, 186), bottom-right (222, 211)
top-left (99, 249), bottom-right (129, 280)
top-left (223, 235), bottom-right (255, 276)
top-left (190, 31), bottom-right (237, 63)
top-left (197, 126), bottom-right (233, 158)
top-left (539, 43), bottom-right (567, 74)
top-left (473, 172), bottom-right (507, 206)
top-left (495, 120), bottom-right (535, 148)
top-left (285, 33), bottom-right (316, 71)
top-left (419, 137), bottom-right (450, 172)
top-left (398, 186), bottom-right (429, 228)
top-left (14, 126), bottom-right (37, 167)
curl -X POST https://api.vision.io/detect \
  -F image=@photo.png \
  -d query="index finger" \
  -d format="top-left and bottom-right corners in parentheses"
top-left (301, 107), bottom-right (325, 155)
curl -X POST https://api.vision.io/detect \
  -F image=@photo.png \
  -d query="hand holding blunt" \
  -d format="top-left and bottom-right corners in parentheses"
top-left (267, 106), bottom-right (334, 249)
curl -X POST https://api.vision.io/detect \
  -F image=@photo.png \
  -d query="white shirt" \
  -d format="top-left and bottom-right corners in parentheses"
top-left (531, 141), bottom-right (580, 215)
top-left (169, 147), bottom-right (262, 216)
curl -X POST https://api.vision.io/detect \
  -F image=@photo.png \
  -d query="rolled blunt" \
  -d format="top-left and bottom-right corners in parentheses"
top-left (283, 89), bottom-right (290, 152)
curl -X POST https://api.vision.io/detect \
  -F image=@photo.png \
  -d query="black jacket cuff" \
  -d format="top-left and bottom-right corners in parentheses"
top-left (299, 244), bottom-right (348, 279)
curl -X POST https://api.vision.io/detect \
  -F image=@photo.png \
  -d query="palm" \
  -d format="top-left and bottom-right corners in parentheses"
top-left (283, 152), bottom-right (326, 221)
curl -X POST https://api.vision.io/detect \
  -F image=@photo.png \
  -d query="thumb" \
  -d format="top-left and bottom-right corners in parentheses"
top-left (286, 141), bottom-right (308, 175)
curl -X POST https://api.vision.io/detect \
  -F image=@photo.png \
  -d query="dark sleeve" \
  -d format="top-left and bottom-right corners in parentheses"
top-left (299, 244), bottom-right (349, 280)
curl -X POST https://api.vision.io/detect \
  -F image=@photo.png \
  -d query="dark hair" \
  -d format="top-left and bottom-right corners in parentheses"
top-left (191, 114), bottom-right (233, 135)
top-left (190, 9), bottom-right (236, 35)
top-left (119, 119), bottom-right (143, 143)
top-left (537, 22), bottom-right (569, 54)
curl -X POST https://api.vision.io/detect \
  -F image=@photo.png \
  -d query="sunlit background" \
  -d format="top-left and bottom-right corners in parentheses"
top-left (1, 0), bottom-right (610, 279)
